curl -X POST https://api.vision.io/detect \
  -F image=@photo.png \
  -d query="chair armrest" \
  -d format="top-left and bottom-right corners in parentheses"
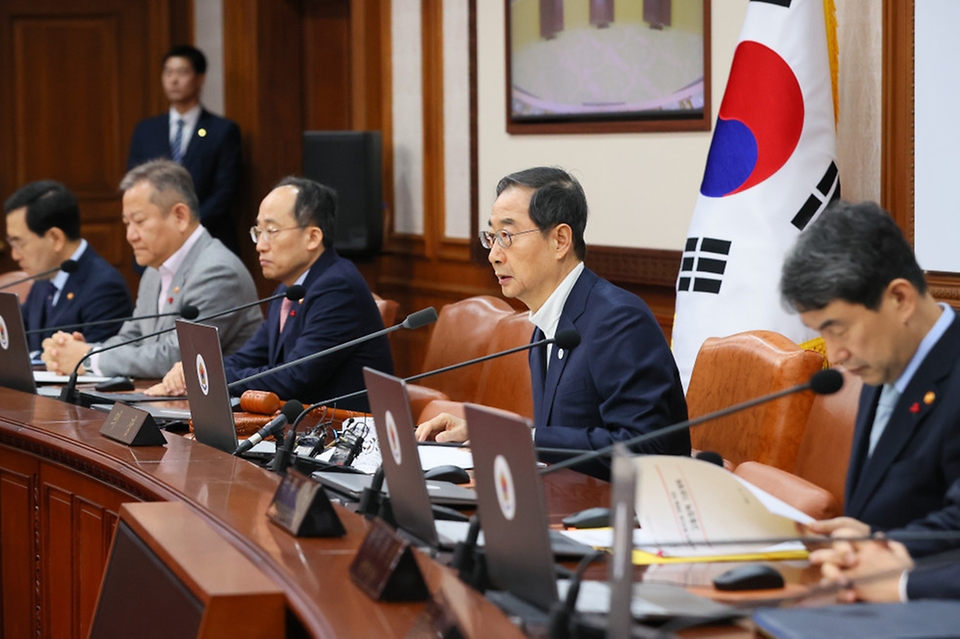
top-left (734, 461), bottom-right (841, 520)
top-left (406, 384), bottom-right (450, 423)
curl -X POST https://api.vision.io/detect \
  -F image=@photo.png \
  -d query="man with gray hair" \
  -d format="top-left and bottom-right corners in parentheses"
top-left (41, 159), bottom-right (260, 378)
top-left (780, 200), bottom-right (960, 560)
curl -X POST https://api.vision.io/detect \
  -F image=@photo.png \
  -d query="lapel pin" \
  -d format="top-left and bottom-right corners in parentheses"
top-left (290, 310), bottom-right (297, 318)
top-left (910, 402), bottom-right (921, 414)
top-left (168, 297), bottom-right (174, 305)
top-left (924, 391), bottom-right (936, 405)
top-left (557, 349), bottom-right (564, 360)
top-left (198, 128), bottom-right (207, 138)
top-left (66, 292), bottom-right (74, 301)
top-left (174, 286), bottom-right (180, 293)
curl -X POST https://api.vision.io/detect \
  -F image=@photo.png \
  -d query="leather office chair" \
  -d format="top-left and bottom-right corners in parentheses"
top-left (735, 367), bottom-right (861, 519)
top-left (0, 270), bottom-right (33, 302)
top-left (686, 330), bottom-right (825, 472)
top-left (372, 293), bottom-right (400, 327)
top-left (417, 295), bottom-right (513, 403)
top-left (418, 310), bottom-right (535, 423)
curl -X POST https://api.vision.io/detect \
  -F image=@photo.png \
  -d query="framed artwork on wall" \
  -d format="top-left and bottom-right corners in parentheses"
top-left (506, 0), bottom-right (711, 134)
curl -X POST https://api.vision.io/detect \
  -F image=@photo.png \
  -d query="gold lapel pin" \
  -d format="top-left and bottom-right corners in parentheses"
top-left (198, 128), bottom-right (207, 138)
top-left (173, 286), bottom-right (180, 293)
top-left (66, 292), bottom-right (74, 301)
top-left (924, 391), bottom-right (936, 405)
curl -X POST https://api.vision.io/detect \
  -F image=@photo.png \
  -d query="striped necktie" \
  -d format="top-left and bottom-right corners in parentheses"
top-left (171, 118), bottom-right (186, 163)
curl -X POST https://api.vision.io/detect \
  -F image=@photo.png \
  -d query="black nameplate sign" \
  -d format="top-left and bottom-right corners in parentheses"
top-left (266, 468), bottom-right (345, 537)
top-left (349, 518), bottom-right (428, 602)
top-left (99, 403), bottom-right (166, 446)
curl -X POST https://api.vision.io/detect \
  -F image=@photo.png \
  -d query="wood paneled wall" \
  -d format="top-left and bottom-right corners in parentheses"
top-left (0, 0), bottom-right (190, 292)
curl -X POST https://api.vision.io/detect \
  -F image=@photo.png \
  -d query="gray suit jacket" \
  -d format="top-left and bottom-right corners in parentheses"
top-left (96, 228), bottom-right (261, 378)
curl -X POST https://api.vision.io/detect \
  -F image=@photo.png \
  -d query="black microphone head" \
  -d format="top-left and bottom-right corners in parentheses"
top-left (285, 284), bottom-right (306, 301)
top-left (809, 368), bottom-right (844, 395)
top-left (281, 399), bottom-right (305, 422)
top-left (402, 307), bottom-right (438, 330)
top-left (59, 259), bottom-right (79, 274)
top-left (179, 304), bottom-right (200, 320)
top-left (553, 328), bottom-right (581, 350)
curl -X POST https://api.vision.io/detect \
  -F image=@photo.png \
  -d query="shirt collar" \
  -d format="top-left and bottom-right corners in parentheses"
top-left (169, 104), bottom-right (201, 131)
top-left (158, 225), bottom-right (204, 282)
top-left (529, 262), bottom-right (584, 339)
top-left (50, 239), bottom-right (87, 292)
top-left (893, 302), bottom-right (955, 394)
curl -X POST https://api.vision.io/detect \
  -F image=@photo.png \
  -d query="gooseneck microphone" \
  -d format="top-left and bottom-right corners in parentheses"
top-left (26, 305), bottom-right (201, 335)
top-left (234, 400), bottom-right (304, 456)
top-left (0, 259), bottom-right (78, 291)
top-left (58, 286), bottom-right (307, 405)
top-left (538, 368), bottom-right (845, 475)
top-left (227, 307), bottom-right (439, 390)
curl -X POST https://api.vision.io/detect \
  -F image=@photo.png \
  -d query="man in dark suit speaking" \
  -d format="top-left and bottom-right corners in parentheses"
top-left (415, 167), bottom-right (690, 479)
top-left (127, 45), bottom-right (242, 254)
top-left (146, 177), bottom-right (393, 411)
top-left (780, 201), bottom-right (960, 559)
top-left (4, 180), bottom-right (132, 351)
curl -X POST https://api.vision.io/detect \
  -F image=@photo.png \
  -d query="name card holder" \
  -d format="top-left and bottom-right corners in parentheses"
top-left (349, 518), bottom-right (428, 602)
top-left (100, 403), bottom-right (166, 446)
top-left (266, 468), bottom-right (345, 537)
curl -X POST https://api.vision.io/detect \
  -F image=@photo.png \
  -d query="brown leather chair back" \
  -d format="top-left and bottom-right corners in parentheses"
top-left (418, 296), bottom-right (513, 402)
top-left (372, 294), bottom-right (400, 327)
top-left (0, 270), bottom-right (33, 302)
top-left (473, 311), bottom-right (535, 419)
top-left (686, 330), bottom-right (825, 471)
top-left (792, 366), bottom-right (861, 508)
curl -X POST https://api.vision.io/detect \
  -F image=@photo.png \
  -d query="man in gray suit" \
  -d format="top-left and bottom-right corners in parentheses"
top-left (41, 160), bottom-right (261, 379)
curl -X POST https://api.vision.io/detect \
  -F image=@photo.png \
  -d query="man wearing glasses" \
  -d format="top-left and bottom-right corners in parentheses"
top-left (416, 166), bottom-right (689, 479)
top-left (147, 176), bottom-right (393, 410)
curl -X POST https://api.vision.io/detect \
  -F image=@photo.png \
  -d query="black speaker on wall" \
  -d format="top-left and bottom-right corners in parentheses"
top-left (302, 131), bottom-right (383, 256)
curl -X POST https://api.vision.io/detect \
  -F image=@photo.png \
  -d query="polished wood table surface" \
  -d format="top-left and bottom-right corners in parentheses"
top-left (0, 386), bottom-right (807, 637)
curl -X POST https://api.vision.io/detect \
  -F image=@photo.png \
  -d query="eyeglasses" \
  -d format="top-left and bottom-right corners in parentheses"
top-left (249, 225), bottom-right (301, 244)
top-left (479, 227), bottom-right (540, 250)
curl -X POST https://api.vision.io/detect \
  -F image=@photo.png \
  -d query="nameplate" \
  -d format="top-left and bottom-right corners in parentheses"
top-left (266, 468), bottom-right (345, 537)
top-left (349, 518), bottom-right (428, 602)
top-left (99, 403), bottom-right (166, 446)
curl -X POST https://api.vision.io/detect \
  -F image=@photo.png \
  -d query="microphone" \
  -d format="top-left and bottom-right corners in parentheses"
top-left (226, 307), bottom-right (439, 390)
top-left (538, 368), bottom-right (844, 475)
top-left (234, 400), bottom-right (304, 455)
top-left (58, 286), bottom-right (308, 406)
top-left (0, 259), bottom-right (78, 291)
top-left (295, 328), bottom-right (583, 413)
top-left (25, 305), bottom-right (200, 335)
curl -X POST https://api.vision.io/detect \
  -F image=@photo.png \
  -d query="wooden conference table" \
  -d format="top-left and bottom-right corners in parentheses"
top-left (0, 386), bottom-right (796, 638)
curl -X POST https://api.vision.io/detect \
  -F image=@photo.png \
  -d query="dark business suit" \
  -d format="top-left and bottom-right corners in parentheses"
top-left (21, 245), bottom-right (132, 351)
top-left (127, 109), bottom-right (242, 253)
top-left (907, 562), bottom-right (960, 600)
top-left (224, 248), bottom-right (394, 411)
top-left (531, 267), bottom-right (690, 480)
top-left (844, 315), bottom-right (960, 558)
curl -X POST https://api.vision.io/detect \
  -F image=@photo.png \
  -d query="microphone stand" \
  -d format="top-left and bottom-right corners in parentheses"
top-left (59, 289), bottom-right (301, 406)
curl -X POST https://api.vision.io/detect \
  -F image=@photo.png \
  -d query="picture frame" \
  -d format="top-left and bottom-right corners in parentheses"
top-left (505, 0), bottom-right (711, 134)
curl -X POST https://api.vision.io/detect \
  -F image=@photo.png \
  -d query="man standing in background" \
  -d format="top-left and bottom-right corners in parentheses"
top-left (128, 45), bottom-right (242, 255)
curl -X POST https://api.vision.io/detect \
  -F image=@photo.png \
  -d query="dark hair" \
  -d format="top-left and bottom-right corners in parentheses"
top-left (120, 159), bottom-right (200, 221)
top-left (496, 166), bottom-right (587, 260)
top-left (162, 45), bottom-right (207, 75)
top-left (780, 200), bottom-right (927, 312)
top-left (4, 180), bottom-right (81, 240)
top-left (274, 176), bottom-right (338, 249)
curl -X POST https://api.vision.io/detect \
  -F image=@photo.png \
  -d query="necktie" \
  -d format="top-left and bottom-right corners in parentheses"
top-left (279, 297), bottom-right (293, 333)
top-left (171, 118), bottom-right (185, 163)
top-left (42, 280), bottom-right (58, 323)
top-left (868, 384), bottom-right (900, 457)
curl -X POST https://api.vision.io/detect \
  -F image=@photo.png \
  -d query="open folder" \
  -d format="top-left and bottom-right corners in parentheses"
top-left (634, 455), bottom-right (812, 559)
